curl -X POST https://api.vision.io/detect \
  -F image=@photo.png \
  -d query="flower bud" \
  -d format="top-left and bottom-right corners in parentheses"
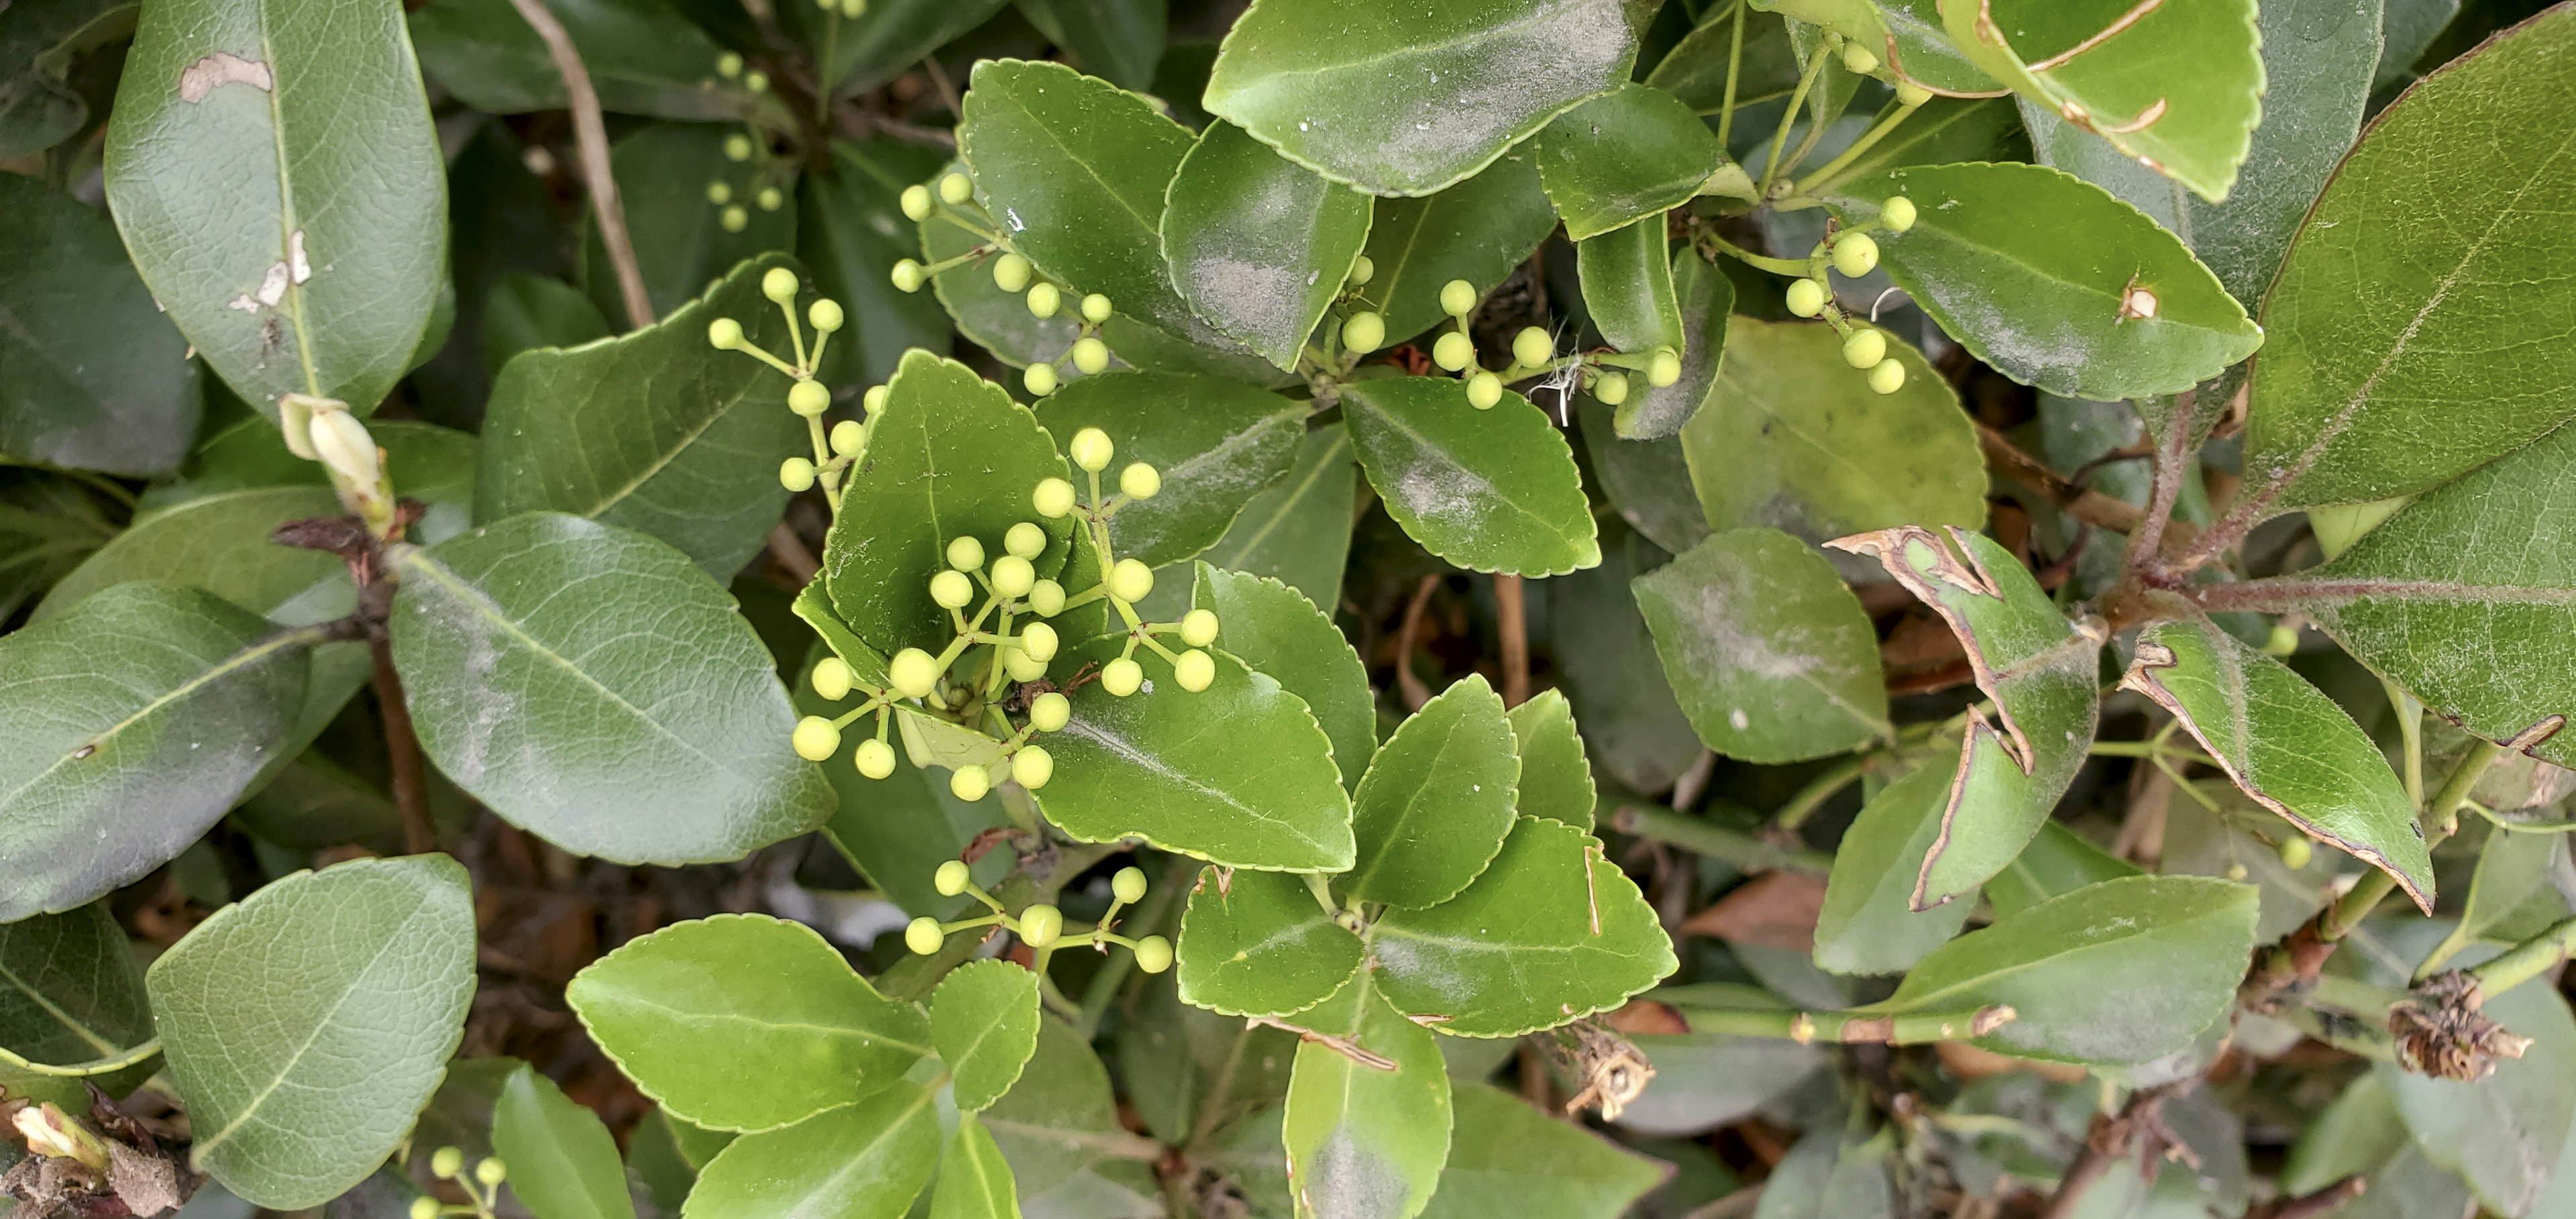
top-left (1175, 649), bottom-right (1215, 692)
top-left (900, 184), bottom-right (933, 221)
top-left (1511, 326), bottom-right (1552, 368)
top-left (1867, 358), bottom-right (1907, 395)
top-left (830, 419), bottom-right (865, 456)
top-left (991, 554), bottom-right (1035, 597)
top-left (708, 317), bottom-right (745, 349)
top-left (1841, 328), bottom-right (1886, 370)
top-left (992, 253), bottom-right (1032, 293)
top-left (1026, 281), bottom-right (1061, 319)
top-left (789, 379), bottom-right (830, 416)
top-left (951, 764), bottom-right (991, 802)
top-left (1005, 521), bottom-right (1048, 559)
top-left (1439, 278), bottom-right (1478, 317)
top-left (890, 648), bottom-right (940, 698)
top-left (706, 181), bottom-right (733, 205)
top-left (1028, 579), bottom-right (1067, 617)
top-left (433, 1147), bottom-right (465, 1178)
top-left (1648, 346), bottom-right (1682, 387)
top-left (947, 535), bottom-right (985, 571)
top-left (1432, 331), bottom-right (1473, 372)
top-left (1069, 427), bottom-right (1115, 472)
top-left (1341, 311), bottom-right (1385, 354)
top-left (1024, 362), bottom-right (1059, 396)
top-left (1112, 866), bottom-right (1148, 904)
top-left (1831, 231), bottom-right (1880, 278)
top-left (475, 1158), bottom-right (507, 1187)
top-left (938, 172), bottom-right (973, 205)
top-left (855, 738), bottom-right (897, 778)
top-left (1109, 559), bottom-right (1153, 603)
top-left (1785, 278), bottom-right (1827, 317)
top-left (1012, 745), bottom-right (1053, 789)
top-left (1080, 293), bottom-right (1113, 323)
top-left (863, 384), bottom-right (889, 416)
top-left (811, 657), bottom-right (853, 701)
top-left (411, 1196), bottom-right (441, 1219)
top-left (724, 134), bottom-right (753, 162)
top-left (891, 260), bottom-right (926, 293)
top-left (1133, 935), bottom-right (1173, 974)
top-left (1882, 196), bottom-right (1917, 233)
top-left (1895, 81), bottom-right (1933, 107)
top-left (1119, 462), bottom-right (1161, 500)
top-left (792, 716), bottom-right (841, 761)
top-left (1020, 621), bottom-right (1060, 661)
top-left (780, 457), bottom-right (815, 492)
top-left (1841, 44), bottom-right (1878, 74)
top-left (1179, 608), bottom-right (1219, 647)
top-left (1466, 372), bottom-right (1503, 410)
top-left (1593, 370), bottom-right (1629, 406)
top-left (309, 408), bottom-right (382, 492)
top-left (1006, 649), bottom-right (1049, 682)
top-left (1017, 904), bottom-right (1063, 947)
top-left (763, 266), bottom-right (799, 303)
top-left (720, 205), bottom-right (749, 233)
top-left (2279, 835), bottom-right (2314, 869)
top-left (906, 916), bottom-right (944, 955)
top-left (810, 298), bottom-right (845, 332)
top-left (930, 569), bottom-right (975, 609)
top-left (935, 859), bottom-right (972, 896)
top-left (1033, 478), bottom-right (1077, 519)
top-left (1030, 692), bottom-right (1071, 731)
top-left (1071, 336), bottom-right (1110, 374)
top-left (716, 52), bottom-right (743, 78)
top-left (1101, 657), bottom-right (1144, 696)
top-left (743, 70), bottom-right (769, 94)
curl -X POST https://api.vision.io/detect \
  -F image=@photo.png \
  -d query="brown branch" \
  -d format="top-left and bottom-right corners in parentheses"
top-left (1493, 573), bottom-right (1529, 708)
top-left (1395, 574), bottom-right (1438, 711)
top-left (920, 56), bottom-right (962, 121)
top-left (2249, 1175), bottom-right (2365, 1219)
top-left (2128, 393), bottom-right (2196, 570)
top-left (504, 0), bottom-right (653, 331)
top-left (2041, 1083), bottom-right (2190, 1219)
top-left (767, 521), bottom-right (820, 584)
top-left (369, 635), bottom-right (437, 855)
top-left (1978, 423), bottom-right (2144, 535)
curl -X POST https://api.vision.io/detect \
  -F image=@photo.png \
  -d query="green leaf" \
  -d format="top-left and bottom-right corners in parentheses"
top-left (582, 124), bottom-right (794, 325)
top-left (1645, 5), bottom-right (1805, 113)
top-left (2379, 945), bottom-right (2576, 1216)
top-left (1827, 527), bottom-right (2101, 907)
top-left (1341, 376), bottom-right (1600, 577)
top-left (1982, 821), bottom-right (2139, 920)
top-left (1203, 0), bottom-right (1640, 197)
top-left (681, 1081), bottom-right (941, 1219)
top-left (1373, 816), bottom-right (1678, 1037)
top-left (1039, 372), bottom-right (1306, 568)
top-left (932, 960), bottom-right (1043, 1112)
top-left (1344, 674), bottom-right (1521, 908)
top-left (1801, 96), bottom-right (2023, 196)
top-left (1812, 765), bottom-right (1978, 975)
top-left (2245, 7), bottom-right (2576, 510)
top-left (1177, 866), bottom-right (1363, 1018)
top-left (0, 0), bottom-right (131, 160)
top-left (800, 140), bottom-right (954, 390)
top-left (918, 160), bottom-right (1088, 370)
top-left (1757, 0), bottom-right (2002, 95)
top-left (1577, 398), bottom-right (1707, 554)
top-left (479, 253), bottom-right (808, 576)
top-left (1823, 163), bottom-right (2261, 400)
top-left (1281, 969), bottom-right (1451, 1219)
top-left (1421, 1083), bottom-right (1666, 1219)
top-left (482, 272), bottom-right (612, 375)
top-left (1864, 874), bottom-right (2257, 1066)
top-left (823, 349), bottom-right (1075, 653)
top-left (492, 1064), bottom-right (638, 1219)
top-left (0, 902), bottom-right (157, 1110)
top-left (1119, 976), bottom-right (1297, 1145)
top-left (1536, 83), bottom-right (1725, 242)
top-left (1936, 0), bottom-right (2262, 202)
top-left (1163, 120), bottom-right (1373, 370)
top-left (1357, 152), bottom-right (1557, 348)
top-left (1192, 423), bottom-right (1358, 612)
top-left (2286, 1074), bottom-right (2475, 1219)
top-left (1018, 0), bottom-right (1166, 90)
top-left (1609, 250), bottom-right (1733, 441)
top-left (410, 0), bottom-right (739, 120)
top-left (392, 513), bottom-right (832, 863)
top-left (1680, 318), bottom-right (1985, 543)
top-left (1505, 689), bottom-right (1595, 830)
top-left (1616, 990), bottom-right (1824, 1136)
top-left (1633, 527), bottom-right (1891, 764)
top-left (809, 0), bottom-right (1010, 93)
top-left (1036, 639), bottom-right (1354, 871)
top-left (0, 582), bottom-right (310, 921)
top-left (1548, 525), bottom-right (1705, 793)
top-left (103, 0), bottom-right (444, 415)
top-left (2123, 619), bottom-right (2434, 910)
top-left (928, 1112), bottom-right (1023, 1219)
top-left (0, 175), bottom-right (198, 476)
top-left (1576, 213), bottom-right (1684, 358)
top-left (983, 1018), bottom-right (1163, 1215)
top-left (567, 914), bottom-right (931, 1132)
top-left (1745, 1130), bottom-right (1894, 1219)
top-left (138, 419), bottom-right (481, 531)
top-left (149, 857), bottom-right (476, 1209)
top-left (1192, 564), bottom-right (1375, 792)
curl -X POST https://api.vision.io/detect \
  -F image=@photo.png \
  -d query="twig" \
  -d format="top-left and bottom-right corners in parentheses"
top-left (1493, 574), bottom-right (1529, 708)
top-left (2249, 1175), bottom-right (2365, 1219)
top-left (504, 0), bottom-right (653, 330)
top-left (370, 635), bottom-right (437, 855)
top-left (2129, 393), bottom-right (2196, 570)
top-left (921, 56), bottom-right (962, 121)
top-left (1609, 804), bottom-right (1834, 873)
top-left (767, 521), bottom-right (820, 584)
top-left (1395, 574), bottom-right (1438, 710)
top-left (2041, 1082), bottom-right (2190, 1219)
top-left (1978, 423), bottom-right (2144, 535)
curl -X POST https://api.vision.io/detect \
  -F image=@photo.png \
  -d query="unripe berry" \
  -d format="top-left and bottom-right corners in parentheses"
top-left (855, 738), bottom-right (897, 778)
top-left (1101, 657), bottom-right (1144, 696)
top-left (1786, 277), bottom-right (1828, 317)
top-left (1033, 478), bottom-right (1077, 518)
top-left (1841, 328), bottom-right (1886, 369)
top-left (433, 1148), bottom-right (465, 1178)
top-left (991, 554), bottom-right (1035, 597)
top-left (891, 260), bottom-right (926, 293)
top-left (789, 379), bottom-right (830, 416)
top-left (1347, 255), bottom-right (1375, 286)
top-left (938, 172), bottom-right (973, 205)
top-left (707, 181), bottom-right (733, 205)
top-left (780, 457), bottom-right (816, 491)
top-left (1081, 293), bottom-right (1113, 323)
top-left (411, 1196), bottom-right (439, 1219)
top-left (1882, 196), bottom-right (1917, 233)
top-left (1432, 331), bottom-right (1474, 372)
top-left (900, 184), bottom-right (933, 221)
top-left (951, 763), bottom-right (991, 802)
top-left (2264, 623), bottom-right (2300, 656)
top-left (1026, 282), bottom-right (1061, 319)
top-left (992, 253), bottom-right (1032, 293)
top-left (724, 134), bottom-right (753, 162)
top-left (1175, 649), bottom-right (1215, 692)
top-left (1841, 44), bottom-right (1878, 74)
top-left (1120, 462), bottom-right (1161, 500)
top-left (1466, 372), bottom-right (1503, 410)
top-left (2279, 836), bottom-right (2314, 869)
top-left (1648, 346), bottom-right (1682, 387)
top-left (1342, 311), bottom-right (1385, 354)
top-left (1004, 522), bottom-right (1046, 560)
top-left (1132, 935), bottom-right (1173, 974)
top-left (935, 859), bottom-right (971, 896)
top-left (763, 266), bottom-right (798, 303)
top-left (811, 657), bottom-right (854, 700)
top-left (1440, 278), bottom-right (1479, 317)
top-left (1006, 649), bottom-right (1049, 682)
top-left (1895, 81), bottom-right (1933, 107)
top-left (792, 716), bottom-right (841, 761)
top-left (743, 70), bottom-right (769, 94)
top-left (708, 317), bottom-right (745, 349)
top-left (810, 299), bottom-right (845, 332)
top-left (716, 52), bottom-right (743, 78)
top-left (890, 648), bottom-right (940, 698)
top-left (1511, 326), bottom-right (1552, 368)
top-left (1109, 558), bottom-right (1154, 603)
top-left (1020, 621), bottom-right (1059, 661)
top-left (863, 384), bottom-right (889, 415)
top-left (1018, 904), bottom-right (1063, 947)
top-left (2226, 861), bottom-right (2249, 882)
top-left (1112, 866), bottom-right (1148, 904)
top-left (1071, 337), bottom-right (1110, 374)
top-left (720, 205), bottom-right (749, 233)
top-left (476, 1159), bottom-right (506, 1187)
top-left (1179, 608), bottom-right (1219, 647)
top-left (1026, 580), bottom-right (1067, 619)
top-left (1069, 427), bottom-right (1114, 472)
top-left (930, 569), bottom-right (975, 609)
top-left (1867, 358), bottom-right (1907, 394)
top-left (831, 419), bottom-right (865, 456)
top-left (1024, 362), bottom-right (1059, 396)
top-left (947, 535), bottom-right (985, 572)
top-left (1012, 745), bottom-right (1053, 789)
top-left (906, 916), bottom-right (944, 955)
top-left (1832, 231), bottom-right (1880, 278)
top-left (1030, 692), bottom-right (1071, 732)
top-left (839, 0), bottom-right (861, 17)
top-left (1593, 370), bottom-right (1629, 406)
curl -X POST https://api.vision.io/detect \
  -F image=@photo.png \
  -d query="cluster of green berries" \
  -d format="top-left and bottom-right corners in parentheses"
top-left (1420, 278), bottom-right (1680, 409)
top-left (701, 55), bottom-right (794, 232)
top-left (1783, 197), bottom-right (1917, 395)
top-left (707, 268), bottom-right (869, 504)
top-left (1044, 427), bottom-right (1224, 696)
top-left (1820, 29), bottom-right (1935, 106)
top-left (409, 1147), bottom-right (506, 1219)
top-left (812, 0), bottom-right (865, 18)
top-left (890, 171), bottom-right (1118, 396)
top-left (903, 863), bottom-right (1173, 973)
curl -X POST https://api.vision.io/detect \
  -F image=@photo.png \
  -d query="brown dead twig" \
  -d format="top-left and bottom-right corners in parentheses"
top-left (504, 0), bottom-right (653, 331)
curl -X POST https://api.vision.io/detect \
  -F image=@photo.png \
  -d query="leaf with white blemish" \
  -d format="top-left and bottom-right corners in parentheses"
top-left (1827, 526), bottom-right (2102, 910)
top-left (1279, 968), bottom-right (1450, 1219)
top-left (1340, 375), bottom-right (1599, 578)
top-left (1161, 120), bottom-right (1374, 372)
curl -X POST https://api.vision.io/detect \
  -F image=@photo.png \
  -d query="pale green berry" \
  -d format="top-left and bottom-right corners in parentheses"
top-left (789, 379), bottom-right (830, 416)
top-left (757, 186), bottom-right (782, 211)
top-left (1112, 866), bottom-right (1148, 904)
top-left (1432, 331), bottom-right (1474, 372)
top-left (1028, 579), bottom-right (1067, 617)
top-left (900, 184), bottom-right (933, 221)
top-left (2226, 861), bottom-right (2249, 882)
top-left (792, 716), bottom-right (841, 761)
top-left (810, 298), bottom-right (845, 332)
top-left (1069, 427), bottom-right (1114, 472)
top-left (951, 763), bottom-right (991, 802)
top-left (1832, 231), bottom-right (1880, 277)
top-left (1594, 370), bottom-right (1630, 406)
top-left (1179, 608), bottom-right (1219, 647)
top-left (1867, 358), bottom-right (1907, 394)
top-left (934, 859), bottom-right (971, 896)
top-left (411, 1196), bottom-right (440, 1219)
top-left (433, 1148), bottom-right (465, 1179)
top-left (1175, 649), bottom-right (1215, 692)
top-left (780, 457), bottom-right (816, 492)
top-left (1071, 336), bottom-right (1110, 374)
top-left (811, 657), bottom-right (854, 700)
top-left (938, 172), bottom-right (973, 205)
top-left (1020, 621), bottom-right (1060, 661)
top-left (716, 52), bottom-right (743, 78)
top-left (991, 554), bottom-right (1035, 598)
top-left (890, 648), bottom-right (940, 698)
top-left (1440, 278), bottom-right (1479, 317)
top-left (1018, 904), bottom-right (1063, 947)
top-left (706, 180), bottom-right (733, 205)
top-left (1005, 521), bottom-right (1047, 559)
top-left (1466, 372), bottom-right (1503, 410)
top-left (724, 134), bottom-right (753, 162)
top-left (708, 317), bottom-right (745, 350)
top-left (1895, 81), bottom-right (1933, 107)
top-left (1342, 311), bottom-right (1385, 354)
top-left (947, 535), bottom-right (985, 572)
top-left (1109, 558), bottom-right (1153, 603)
top-left (905, 916), bottom-right (944, 955)
top-left (830, 419), bottom-right (865, 456)
top-left (1841, 328), bottom-right (1887, 370)
top-left (1005, 649), bottom-right (1048, 682)
top-left (1012, 745), bottom-right (1054, 790)
top-left (2279, 836), bottom-right (2314, 869)
top-left (1882, 196), bottom-right (1917, 233)
top-left (1120, 462), bottom-right (1161, 500)
top-left (1648, 346), bottom-right (1682, 387)
top-left (1101, 657), bottom-right (1144, 696)
top-left (1841, 44), bottom-right (1878, 74)
top-left (863, 384), bottom-right (890, 415)
top-left (1511, 325), bottom-right (1552, 368)
top-left (839, 0), bottom-right (862, 17)
top-left (1347, 254), bottom-right (1375, 286)
top-left (476, 1159), bottom-right (506, 1187)
top-left (743, 70), bottom-right (769, 94)
top-left (2264, 623), bottom-right (2300, 656)
top-left (1030, 692), bottom-right (1071, 731)
top-left (1026, 282), bottom-right (1061, 318)
top-left (992, 252), bottom-right (1032, 293)
top-left (720, 205), bottom-right (749, 233)
top-left (1785, 277), bottom-right (1828, 317)
top-left (1034, 478), bottom-right (1077, 518)
top-left (1081, 293), bottom-right (1113, 323)
top-left (1133, 935), bottom-right (1173, 973)
top-left (1024, 362), bottom-right (1059, 396)
top-left (930, 569), bottom-right (975, 609)
top-left (855, 738), bottom-right (897, 778)
top-left (891, 259), bottom-right (926, 293)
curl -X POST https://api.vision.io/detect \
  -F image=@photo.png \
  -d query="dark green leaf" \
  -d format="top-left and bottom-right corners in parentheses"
top-left (1163, 121), bottom-right (1373, 370)
top-left (1281, 969), bottom-right (1450, 1219)
top-left (1018, 0), bottom-right (1166, 90)
top-left (1758, 0), bottom-right (2001, 95)
top-left (927, 1112), bottom-right (1022, 1219)
top-left (681, 1081), bottom-right (941, 1219)
top-left (1506, 689), bottom-right (1595, 830)
top-left (932, 959), bottom-right (1043, 1112)
top-left (1812, 764), bottom-right (1977, 975)
top-left (1609, 249), bottom-right (1733, 441)
top-left (1341, 375), bottom-right (1599, 577)
top-left (2380, 945), bottom-right (2576, 1216)
top-left (1421, 1083), bottom-right (1666, 1219)
top-left (1800, 97), bottom-right (2023, 197)
top-left (150, 857), bottom-right (476, 1209)
top-left (1633, 527), bottom-right (1890, 764)
top-left (800, 140), bottom-right (955, 390)
top-left (1577, 213), bottom-right (1684, 357)
top-left (410, 0), bottom-right (739, 120)
top-left (481, 272), bottom-right (612, 376)
top-left (983, 1018), bottom-right (1164, 1216)
top-left (492, 1064), bottom-right (637, 1219)
top-left (1177, 865), bottom-right (1363, 1018)
top-left (1344, 674), bottom-right (1521, 908)
top-left (810, 0), bottom-right (1010, 94)
top-left (582, 123), bottom-right (794, 325)
top-left (1357, 152), bottom-right (1556, 348)
top-left (1118, 976), bottom-right (1297, 1145)
top-left (1577, 397), bottom-right (1707, 553)
top-left (1548, 525), bottom-right (1705, 793)
top-left (1039, 372), bottom-right (1305, 567)
top-left (1192, 564), bottom-right (1375, 791)
top-left (1645, 5), bottom-right (1804, 113)
top-left (1982, 821), bottom-right (2139, 920)
top-left (1191, 423), bottom-right (1358, 612)
top-left (1745, 1129), bottom-right (1894, 1219)
top-left (1536, 83), bottom-right (1725, 241)
top-left (0, 0), bottom-right (131, 159)
top-left (1617, 989), bottom-right (1823, 1136)
top-left (0, 174), bottom-right (198, 476)
top-left (0, 902), bottom-right (156, 1109)
top-left (104, 0), bottom-right (445, 415)
top-left (918, 160), bottom-right (1089, 370)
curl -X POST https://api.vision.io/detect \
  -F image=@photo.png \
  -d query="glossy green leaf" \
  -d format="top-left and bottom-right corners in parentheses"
top-left (1037, 639), bottom-right (1354, 871)
top-left (1634, 527), bottom-right (1891, 764)
top-left (800, 140), bottom-right (953, 390)
top-left (2124, 619), bottom-right (2434, 910)
top-left (1937, 0), bottom-right (2262, 202)
top-left (1610, 249), bottom-right (1733, 441)
top-left (1193, 564), bottom-right (1375, 791)
top-left (1203, 0), bottom-right (1640, 196)
top-left (150, 857), bottom-right (476, 1209)
top-left (1281, 969), bottom-right (1451, 1219)
top-left (1506, 690), bottom-right (1595, 830)
top-left (1421, 1083), bottom-right (1665, 1219)
top-left (1536, 83), bottom-right (1725, 241)
top-left (1163, 120), bottom-right (1373, 370)
top-left (810, 0), bottom-right (1010, 93)
top-left (0, 582), bottom-right (310, 921)
top-left (1982, 821), bottom-right (2139, 920)
top-left (1340, 376), bottom-right (1599, 577)
top-left (1645, 5), bottom-right (1805, 113)
top-left (1828, 527), bottom-right (2100, 907)
top-left (1864, 874), bottom-right (2257, 1066)
top-left (1357, 152), bottom-right (1556, 347)
top-left (1825, 163), bottom-right (2260, 400)
top-left (0, 174), bottom-right (198, 476)
top-left (2245, 6), bottom-right (2576, 510)
top-left (582, 123), bottom-right (794, 325)
top-left (823, 349), bottom-right (1075, 653)
top-left (566, 914), bottom-right (931, 1132)
top-left (1373, 816), bottom-right (1677, 1037)
top-left (1757, 0), bottom-right (2002, 94)
top-left (681, 1081), bottom-right (941, 1219)
top-left (492, 1064), bottom-right (638, 1219)
top-left (932, 960), bottom-right (1043, 1112)
top-left (392, 513), bottom-right (833, 863)
top-left (1040, 372), bottom-right (1305, 568)
top-left (1344, 674), bottom-right (1521, 908)
top-left (410, 0), bottom-right (739, 120)
top-left (1680, 318), bottom-right (1984, 544)
top-left (479, 253), bottom-right (807, 576)
top-left (1577, 213), bottom-right (1684, 358)
top-left (1019, 0), bottom-right (1166, 90)
top-left (0, 902), bottom-right (157, 1109)
top-left (2380, 945), bottom-right (2576, 1217)
top-left (928, 1112), bottom-right (1022, 1219)
top-left (482, 272), bottom-right (612, 374)
top-left (983, 1018), bottom-right (1164, 1215)
top-left (1193, 423), bottom-right (1358, 612)
top-left (1811, 764), bottom-right (1977, 975)
top-left (919, 160), bottom-right (1088, 370)
top-left (104, 0), bottom-right (444, 415)
top-left (1177, 865), bottom-right (1363, 1018)
top-left (1549, 525), bottom-right (1705, 793)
